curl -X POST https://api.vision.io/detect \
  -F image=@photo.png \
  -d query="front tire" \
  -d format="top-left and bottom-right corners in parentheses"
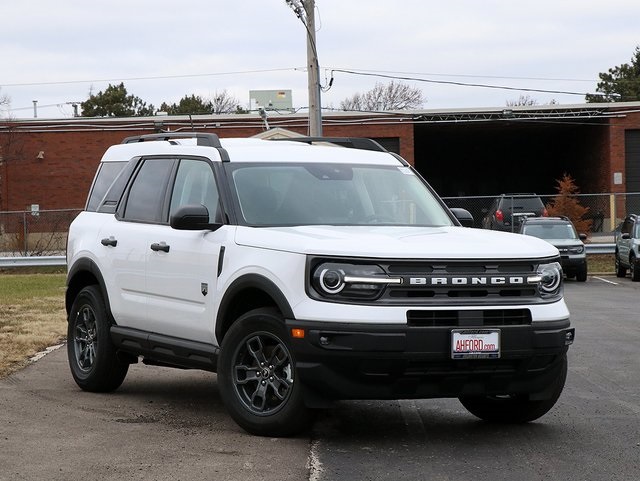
top-left (631, 255), bottom-right (640, 282)
top-left (459, 355), bottom-right (567, 423)
top-left (576, 264), bottom-right (588, 282)
top-left (67, 285), bottom-right (128, 392)
top-left (217, 308), bottom-right (310, 437)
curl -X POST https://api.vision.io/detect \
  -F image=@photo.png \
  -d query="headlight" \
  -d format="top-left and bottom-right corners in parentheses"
top-left (311, 262), bottom-right (401, 300)
top-left (528, 261), bottom-right (563, 298)
top-left (568, 245), bottom-right (584, 254)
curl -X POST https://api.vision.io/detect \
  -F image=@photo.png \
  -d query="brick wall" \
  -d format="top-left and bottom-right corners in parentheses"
top-left (0, 116), bottom-right (414, 211)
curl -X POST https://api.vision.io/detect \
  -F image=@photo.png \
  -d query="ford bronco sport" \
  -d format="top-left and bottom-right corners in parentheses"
top-left (66, 133), bottom-right (574, 436)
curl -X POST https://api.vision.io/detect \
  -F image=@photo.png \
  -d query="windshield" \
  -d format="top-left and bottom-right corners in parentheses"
top-left (228, 163), bottom-right (454, 227)
top-left (522, 223), bottom-right (578, 240)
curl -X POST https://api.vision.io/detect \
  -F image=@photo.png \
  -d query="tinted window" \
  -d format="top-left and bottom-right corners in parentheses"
top-left (500, 197), bottom-right (544, 211)
top-left (86, 162), bottom-right (126, 211)
top-left (229, 163), bottom-right (453, 227)
top-left (522, 223), bottom-right (577, 240)
top-left (123, 159), bottom-right (174, 222)
top-left (169, 159), bottom-right (220, 223)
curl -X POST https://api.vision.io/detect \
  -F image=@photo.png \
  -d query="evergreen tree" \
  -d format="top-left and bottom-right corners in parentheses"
top-left (81, 83), bottom-right (155, 117)
top-left (586, 46), bottom-right (640, 102)
top-left (546, 173), bottom-right (592, 234)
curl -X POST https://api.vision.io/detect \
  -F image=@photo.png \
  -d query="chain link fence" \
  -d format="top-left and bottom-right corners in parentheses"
top-left (442, 193), bottom-right (640, 239)
top-left (0, 209), bottom-right (81, 256)
top-left (1, 194), bottom-right (639, 258)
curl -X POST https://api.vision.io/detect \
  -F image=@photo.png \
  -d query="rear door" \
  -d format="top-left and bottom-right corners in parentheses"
top-left (101, 157), bottom-right (176, 328)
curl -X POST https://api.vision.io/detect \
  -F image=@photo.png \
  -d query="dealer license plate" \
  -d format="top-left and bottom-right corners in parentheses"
top-left (451, 329), bottom-right (500, 359)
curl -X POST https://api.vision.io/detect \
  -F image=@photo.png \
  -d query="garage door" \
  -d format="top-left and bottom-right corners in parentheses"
top-left (625, 129), bottom-right (640, 214)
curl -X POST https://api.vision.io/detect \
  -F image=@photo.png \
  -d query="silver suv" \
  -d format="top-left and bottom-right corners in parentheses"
top-left (520, 217), bottom-right (588, 282)
top-left (615, 214), bottom-right (640, 281)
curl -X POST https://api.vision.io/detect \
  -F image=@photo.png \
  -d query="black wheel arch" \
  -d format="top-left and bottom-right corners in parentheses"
top-left (215, 274), bottom-right (294, 344)
top-left (66, 258), bottom-right (113, 322)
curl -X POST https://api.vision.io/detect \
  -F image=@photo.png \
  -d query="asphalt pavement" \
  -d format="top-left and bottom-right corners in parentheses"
top-left (1, 276), bottom-right (639, 481)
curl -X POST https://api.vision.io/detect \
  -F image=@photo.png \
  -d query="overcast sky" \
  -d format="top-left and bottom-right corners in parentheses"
top-left (1, 0), bottom-right (639, 119)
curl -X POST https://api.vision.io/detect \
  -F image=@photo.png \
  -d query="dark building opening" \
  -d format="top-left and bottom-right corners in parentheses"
top-left (413, 119), bottom-right (608, 198)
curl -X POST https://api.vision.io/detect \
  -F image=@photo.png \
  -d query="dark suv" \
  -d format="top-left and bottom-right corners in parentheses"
top-left (615, 214), bottom-right (640, 281)
top-left (483, 194), bottom-right (548, 232)
top-left (520, 217), bottom-right (588, 282)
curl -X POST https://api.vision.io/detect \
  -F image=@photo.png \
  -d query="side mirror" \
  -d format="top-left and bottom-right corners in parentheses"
top-left (621, 233), bottom-right (630, 240)
top-left (579, 233), bottom-right (587, 241)
top-left (170, 204), bottom-right (221, 231)
top-left (450, 208), bottom-right (474, 228)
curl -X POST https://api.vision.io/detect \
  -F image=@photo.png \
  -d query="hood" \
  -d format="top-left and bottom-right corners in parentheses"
top-left (234, 225), bottom-right (559, 260)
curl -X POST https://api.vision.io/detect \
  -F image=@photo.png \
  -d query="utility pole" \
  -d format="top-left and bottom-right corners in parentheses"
top-left (286, 0), bottom-right (323, 136)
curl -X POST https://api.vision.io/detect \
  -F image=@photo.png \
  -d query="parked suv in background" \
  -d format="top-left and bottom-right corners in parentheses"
top-left (520, 217), bottom-right (588, 282)
top-left (66, 133), bottom-right (574, 437)
top-left (615, 214), bottom-right (640, 281)
top-left (483, 194), bottom-right (548, 232)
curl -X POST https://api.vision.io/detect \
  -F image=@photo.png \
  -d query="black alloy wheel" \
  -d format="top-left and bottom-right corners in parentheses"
top-left (218, 308), bottom-right (309, 437)
top-left (67, 285), bottom-right (128, 392)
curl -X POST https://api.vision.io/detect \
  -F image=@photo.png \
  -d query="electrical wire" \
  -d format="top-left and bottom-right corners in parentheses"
top-left (0, 67), bottom-right (302, 88)
top-left (330, 69), bottom-right (599, 97)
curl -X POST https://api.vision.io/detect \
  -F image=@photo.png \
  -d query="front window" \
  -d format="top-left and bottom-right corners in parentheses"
top-left (522, 223), bottom-right (578, 240)
top-left (228, 163), bottom-right (454, 227)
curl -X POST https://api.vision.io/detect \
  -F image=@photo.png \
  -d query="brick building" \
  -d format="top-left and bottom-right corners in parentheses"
top-left (1, 102), bottom-right (639, 213)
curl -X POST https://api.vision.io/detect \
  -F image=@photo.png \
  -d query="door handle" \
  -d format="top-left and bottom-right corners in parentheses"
top-left (101, 237), bottom-right (117, 247)
top-left (150, 242), bottom-right (170, 253)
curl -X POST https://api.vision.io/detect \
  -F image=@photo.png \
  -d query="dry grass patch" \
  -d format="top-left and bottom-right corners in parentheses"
top-left (0, 273), bottom-right (67, 377)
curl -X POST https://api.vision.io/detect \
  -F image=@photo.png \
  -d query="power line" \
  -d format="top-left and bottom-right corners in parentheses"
top-left (325, 67), bottom-right (596, 83)
top-left (330, 69), bottom-right (596, 97)
top-left (0, 68), bottom-right (302, 88)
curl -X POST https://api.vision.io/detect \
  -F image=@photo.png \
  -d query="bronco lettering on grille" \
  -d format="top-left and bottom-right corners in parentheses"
top-left (409, 276), bottom-right (526, 286)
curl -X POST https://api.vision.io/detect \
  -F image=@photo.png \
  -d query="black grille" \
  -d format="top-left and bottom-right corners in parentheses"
top-left (380, 259), bottom-right (541, 305)
top-left (406, 309), bottom-right (532, 327)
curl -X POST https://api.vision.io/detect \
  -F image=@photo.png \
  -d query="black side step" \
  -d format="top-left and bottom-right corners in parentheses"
top-left (111, 326), bottom-right (218, 372)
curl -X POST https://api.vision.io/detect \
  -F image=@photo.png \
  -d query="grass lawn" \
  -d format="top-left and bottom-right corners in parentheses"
top-left (0, 272), bottom-right (67, 378)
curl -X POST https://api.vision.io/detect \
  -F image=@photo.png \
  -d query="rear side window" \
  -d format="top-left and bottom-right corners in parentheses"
top-left (122, 159), bottom-right (175, 223)
top-left (86, 162), bottom-right (126, 211)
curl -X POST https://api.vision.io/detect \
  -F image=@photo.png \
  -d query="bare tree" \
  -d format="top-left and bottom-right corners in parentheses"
top-left (340, 81), bottom-right (425, 111)
top-left (506, 95), bottom-right (559, 107)
top-left (0, 88), bottom-right (10, 116)
top-left (506, 95), bottom-right (539, 107)
top-left (211, 90), bottom-right (242, 114)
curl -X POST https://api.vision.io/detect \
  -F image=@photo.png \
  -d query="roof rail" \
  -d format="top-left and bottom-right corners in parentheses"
top-left (121, 132), bottom-right (223, 148)
top-left (270, 136), bottom-right (388, 153)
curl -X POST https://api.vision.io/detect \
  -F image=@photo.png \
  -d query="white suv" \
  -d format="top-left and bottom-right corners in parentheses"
top-left (66, 133), bottom-right (574, 436)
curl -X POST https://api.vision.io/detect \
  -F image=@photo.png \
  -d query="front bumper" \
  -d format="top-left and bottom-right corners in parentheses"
top-left (286, 318), bottom-right (574, 406)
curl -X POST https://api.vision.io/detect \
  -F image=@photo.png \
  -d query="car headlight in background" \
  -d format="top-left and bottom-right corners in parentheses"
top-left (568, 245), bottom-right (584, 254)
top-left (311, 262), bottom-right (401, 300)
top-left (528, 261), bottom-right (563, 298)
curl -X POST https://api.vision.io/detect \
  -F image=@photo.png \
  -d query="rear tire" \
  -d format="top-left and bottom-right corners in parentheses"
top-left (615, 253), bottom-right (627, 278)
top-left (218, 308), bottom-right (310, 437)
top-left (459, 355), bottom-right (567, 423)
top-left (67, 285), bottom-right (128, 392)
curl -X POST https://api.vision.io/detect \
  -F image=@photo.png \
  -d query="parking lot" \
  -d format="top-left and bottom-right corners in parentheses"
top-left (1, 276), bottom-right (639, 481)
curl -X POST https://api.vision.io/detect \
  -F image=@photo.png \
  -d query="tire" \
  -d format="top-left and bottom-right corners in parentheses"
top-left (631, 255), bottom-right (640, 282)
top-left (576, 264), bottom-right (588, 282)
top-left (615, 253), bottom-right (627, 278)
top-left (217, 308), bottom-right (310, 437)
top-left (459, 355), bottom-right (567, 424)
top-left (67, 285), bottom-right (128, 392)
